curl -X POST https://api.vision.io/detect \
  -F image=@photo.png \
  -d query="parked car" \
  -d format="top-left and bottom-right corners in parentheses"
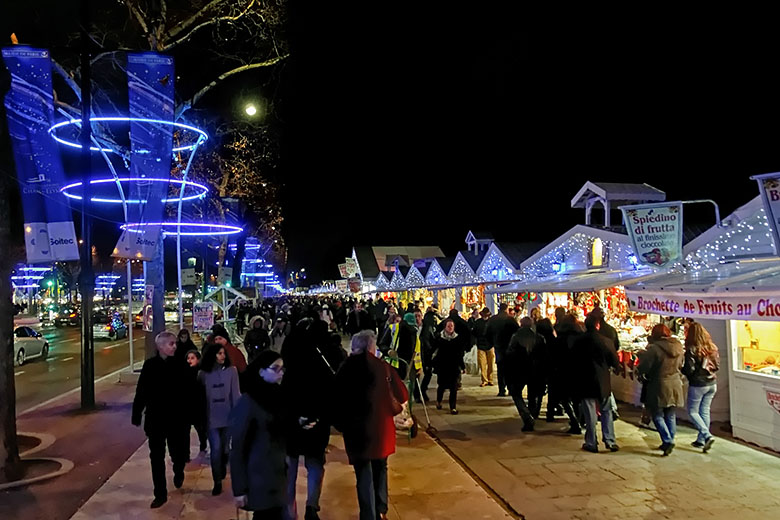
top-left (134, 311), bottom-right (144, 328)
top-left (54, 307), bottom-right (80, 327)
top-left (14, 326), bottom-right (49, 366)
top-left (93, 312), bottom-right (128, 340)
top-left (164, 306), bottom-right (179, 323)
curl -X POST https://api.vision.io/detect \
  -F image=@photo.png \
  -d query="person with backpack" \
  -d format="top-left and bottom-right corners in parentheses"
top-left (682, 322), bottom-right (719, 453)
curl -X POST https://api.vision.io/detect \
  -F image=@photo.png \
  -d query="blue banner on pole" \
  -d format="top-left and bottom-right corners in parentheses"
top-left (2, 46), bottom-right (80, 263)
top-left (113, 52), bottom-right (175, 260)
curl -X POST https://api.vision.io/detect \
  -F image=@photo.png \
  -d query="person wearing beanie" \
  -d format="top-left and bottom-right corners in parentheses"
top-left (230, 350), bottom-right (288, 517)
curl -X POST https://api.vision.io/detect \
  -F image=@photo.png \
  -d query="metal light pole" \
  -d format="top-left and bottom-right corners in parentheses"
top-left (79, 0), bottom-right (95, 409)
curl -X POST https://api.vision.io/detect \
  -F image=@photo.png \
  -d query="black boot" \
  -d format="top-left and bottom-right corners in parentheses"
top-left (304, 506), bottom-right (321, 520)
top-left (211, 480), bottom-right (222, 496)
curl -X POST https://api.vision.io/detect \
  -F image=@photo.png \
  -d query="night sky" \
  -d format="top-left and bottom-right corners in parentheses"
top-left (3, 5), bottom-right (780, 284)
top-left (280, 10), bottom-right (780, 282)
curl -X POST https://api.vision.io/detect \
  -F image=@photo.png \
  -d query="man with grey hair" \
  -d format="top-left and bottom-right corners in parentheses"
top-left (334, 329), bottom-right (408, 520)
top-left (132, 330), bottom-right (194, 508)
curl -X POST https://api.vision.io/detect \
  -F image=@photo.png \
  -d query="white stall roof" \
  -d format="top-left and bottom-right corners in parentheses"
top-left (487, 268), bottom-right (657, 294)
top-left (626, 259), bottom-right (780, 295)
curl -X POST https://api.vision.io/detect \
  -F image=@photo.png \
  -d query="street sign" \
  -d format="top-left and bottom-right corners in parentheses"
top-left (193, 302), bottom-right (214, 332)
top-left (181, 268), bottom-right (197, 286)
top-left (218, 266), bottom-right (233, 284)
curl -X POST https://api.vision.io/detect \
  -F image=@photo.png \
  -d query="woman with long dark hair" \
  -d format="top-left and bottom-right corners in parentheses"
top-left (682, 322), bottom-right (720, 452)
top-left (199, 342), bottom-right (240, 495)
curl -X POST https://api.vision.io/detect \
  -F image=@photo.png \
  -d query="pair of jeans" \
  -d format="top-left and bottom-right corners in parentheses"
top-left (580, 397), bottom-right (616, 448)
top-left (148, 427), bottom-right (189, 499)
top-left (286, 454), bottom-right (325, 517)
top-left (477, 348), bottom-right (495, 385)
top-left (508, 382), bottom-right (534, 425)
top-left (651, 406), bottom-right (677, 445)
top-left (208, 427), bottom-right (230, 482)
top-left (687, 384), bottom-right (717, 443)
top-left (437, 384), bottom-right (458, 410)
top-left (353, 458), bottom-right (388, 520)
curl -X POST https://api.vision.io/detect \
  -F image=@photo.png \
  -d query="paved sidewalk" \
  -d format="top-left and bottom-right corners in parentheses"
top-left (424, 374), bottom-right (780, 520)
top-left (71, 426), bottom-right (512, 519)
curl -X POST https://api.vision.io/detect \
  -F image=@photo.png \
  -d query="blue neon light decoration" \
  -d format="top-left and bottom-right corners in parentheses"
top-left (120, 222), bottom-right (243, 237)
top-left (60, 177), bottom-right (208, 204)
top-left (48, 117), bottom-right (208, 153)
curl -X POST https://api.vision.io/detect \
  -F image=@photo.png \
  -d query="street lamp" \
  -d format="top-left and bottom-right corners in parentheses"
top-left (245, 104), bottom-right (257, 116)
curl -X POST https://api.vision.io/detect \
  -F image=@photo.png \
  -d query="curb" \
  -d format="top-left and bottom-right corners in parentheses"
top-left (0, 432), bottom-right (74, 491)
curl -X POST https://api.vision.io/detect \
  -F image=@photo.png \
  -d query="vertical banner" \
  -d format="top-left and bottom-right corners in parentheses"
top-left (338, 263), bottom-right (349, 278)
top-left (142, 285), bottom-right (154, 332)
top-left (242, 237), bottom-right (259, 287)
top-left (113, 52), bottom-right (174, 260)
top-left (620, 202), bottom-right (683, 268)
top-left (193, 302), bottom-right (214, 333)
top-left (751, 172), bottom-right (780, 256)
top-left (2, 46), bottom-right (80, 263)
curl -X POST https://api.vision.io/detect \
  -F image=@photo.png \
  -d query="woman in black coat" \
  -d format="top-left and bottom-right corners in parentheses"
top-left (230, 350), bottom-right (288, 519)
top-left (432, 319), bottom-right (469, 414)
top-left (547, 315), bottom-right (583, 433)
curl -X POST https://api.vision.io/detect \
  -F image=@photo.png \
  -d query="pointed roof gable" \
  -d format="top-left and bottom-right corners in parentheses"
top-left (477, 243), bottom-right (524, 282)
top-left (449, 252), bottom-right (479, 285)
top-left (570, 182), bottom-right (666, 208)
top-left (375, 272), bottom-right (391, 290)
top-left (405, 266), bottom-right (426, 288)
top-left (425, 259), bottom-right (450, 286)
top-left (389, 269), bottom-right (406, 290)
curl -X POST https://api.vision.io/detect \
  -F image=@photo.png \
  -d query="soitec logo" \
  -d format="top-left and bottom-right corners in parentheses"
top-left (135, 236), bottom-right (156, 247)
top-left (50, 237), bottom-right (74, 246)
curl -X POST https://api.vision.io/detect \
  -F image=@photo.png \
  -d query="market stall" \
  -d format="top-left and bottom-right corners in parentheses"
top-left (486, 225), bottom-right (662, 404)
top-left (626, 196), bottom-right (780, 447)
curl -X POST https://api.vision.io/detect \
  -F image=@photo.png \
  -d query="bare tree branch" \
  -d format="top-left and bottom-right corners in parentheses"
top-left (163, 0), bottom-right (257, 51)
top-left (176, 54), bottom-right (289, 118)
top-left (51, 59), bottom-right (82, 102)
top-left (165, 0), bottom-right (227, 41)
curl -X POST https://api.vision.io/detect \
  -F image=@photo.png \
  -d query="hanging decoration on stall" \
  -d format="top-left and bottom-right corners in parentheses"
top-left (751, 172), bottom-right (780, 256)
top-left (113, 52), bottom-right (175, 261)
top-left (620, 202), bottom-right (683, 268)
top-left (338, 263), bottom-right (349, 279)
top-left (345, 257), bottom-right (358, 278)
top-left (335, 279), bottom-right (348, 292)
top-left (348, 277), bottom-right (361, 293)
top-left (626, 289), bottom-right (780, 322)
top-left (2, 46), bottom-right (80, 263)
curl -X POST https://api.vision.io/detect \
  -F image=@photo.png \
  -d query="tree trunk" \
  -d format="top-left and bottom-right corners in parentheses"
top-left (0, 149), bottom-right (22, 481)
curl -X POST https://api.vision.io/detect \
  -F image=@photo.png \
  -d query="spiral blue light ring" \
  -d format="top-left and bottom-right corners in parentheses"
top-left (60, 177), bottom-right (209, 204)
top-left (48, 117), bottom-right (209, 152)
top-left (120, 222), bottom-right (243, 237)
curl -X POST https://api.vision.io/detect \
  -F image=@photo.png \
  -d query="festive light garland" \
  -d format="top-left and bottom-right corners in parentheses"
top-left (405, 267), bottom-right (425, 288)
top-left (120, 222), bottom-right (243, 237)
top-left (425, 261), bottom-right (447, 286)
top-left (48, 117), bottom-right (209, 153)
top-left (478, 248), bottom-right (516, 282)
top-left (389, 270), bottom-right (405, 290)
top-left (60, 177), bottom-right (208, 204)
top-left (449, 254), bottom-right (478, 285)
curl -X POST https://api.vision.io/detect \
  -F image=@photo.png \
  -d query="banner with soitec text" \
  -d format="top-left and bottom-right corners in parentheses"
top-left (626, 289), bottom-right (780, 321)
top-left (751, 172), bottom-right (780, 256)
top-left (2, 46), bottom-right (79, 263)
top-left (113, 52), bottom-right (174, 261)
top-left (621, 202), bottom-right (683, 268)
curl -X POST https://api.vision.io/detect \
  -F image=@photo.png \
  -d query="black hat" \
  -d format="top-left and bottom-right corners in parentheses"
top-left (255, 350), bottom-right (281, 369)
top-left (480, 307), bottom-right (491, 316)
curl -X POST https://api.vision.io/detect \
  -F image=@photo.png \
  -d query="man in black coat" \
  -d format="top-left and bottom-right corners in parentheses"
top-left (506, 317), bottom-right (545, 431)
top-left (590, 306), bottom-right (621, 420)
top-left (419, 306), bottom-right (440, 399)
top-left (486, 303), bottom-right (519, 397)
top-left (132, 331), bottom-right (195, 508)
top-left (571, 315), bottom-right (620, 453)
top-left (345, 302), bottom-right (374, 336)
top-left (281, 315), bottom-right (346, 520)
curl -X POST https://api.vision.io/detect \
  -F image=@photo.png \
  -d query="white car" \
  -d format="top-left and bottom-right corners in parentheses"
top-left (14, 326), bottom-right (49, 366)
top-left (164, 307), bottom-right (179, 323)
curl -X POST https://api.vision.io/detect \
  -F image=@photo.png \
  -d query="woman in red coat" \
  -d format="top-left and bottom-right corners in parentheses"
top-left (334, 330), bottom-right (408, 520)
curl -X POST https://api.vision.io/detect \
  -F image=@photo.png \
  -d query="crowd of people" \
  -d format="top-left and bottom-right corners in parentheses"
top-left (131, 294), bottom-right (720, 519)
